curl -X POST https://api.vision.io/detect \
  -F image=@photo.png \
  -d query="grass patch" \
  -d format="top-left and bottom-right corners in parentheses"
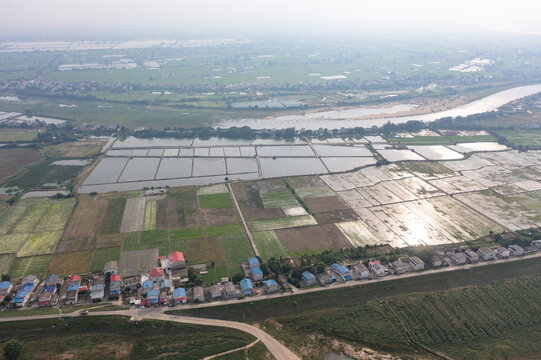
top-left (140, 230), bottom-right (169, 244)
top-left (294, 186), bottom-right (336, 199)
top-left (201, 267), bottom-right (228, 283)
top-left (184, 238), bottom-right (211, 264)
top-left (206, 223), bottom-right (244, 237)
top-left (170, 227), bottom-right (204, 240)
top-left (261, 192), bottom-right (299, 208)
top-left (90, 247), bottom-right (121, 271)
top-left (9, 255), bottom-right (53, 279)
top-left (0, 130), bottom-right (38, 142)
top-left (34, 198), bottom-right (76, 232)
top-left (220, 234), bottom-right (254, 278)
top-left (123, 232), bottom-right (140, 246)
top-left (0, 233), bottom-right (30, 254)
top-left (248, 215), bottom-right (317, 232)
top-left (0, 254), bottom-right (14, 276)
top-left (6, 158), bottom-right (84, 190)
top-left (47, 250), bottom-right (93, 276)
top-left (17, 230), bottom-right (63, 256)
top-left (198, 193), bottom-right (233, 209)
top-left (496, 129), bottom-right (541, 148)
top-left (100, 198), bottom-right (127, 234)
top-left (252, 231), bottom-right (289, 260)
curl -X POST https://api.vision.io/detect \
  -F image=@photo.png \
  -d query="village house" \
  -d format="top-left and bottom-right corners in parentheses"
top-left (109, 274), bottom-right (122, 298)
top-left (146, 289), bottom-right (159, 305)
top-left (149, 267), bottom-right (164, 283)
top-left (13, 283), bottom-right (34, 308)
top-left (331, 263), bottom-right (353, 281)
top-left (524, 245), bottom-right (538, 254)
top-left (409, 256), bottom-right (425, 271)
top-left (142, 280), bottom-right (153, 295)
top-left (160, 279), bottom-right (170, 290)
top-left (509, 245), bottom-right (525, 256)
top-left (451, 252), bottom-right (468, 265)
top-left (160, 251), bottom-right (186, 277)
top-left (104, 261), bottom-right (119, 277)
top-left (159, 291), bottom-right (168, 305)
top-left (264, 279), bottom-right (279, 293)
top-left (431, 255), bottom-right (443, 267)
top-left (369, 261), bottom-right (388, 277)
top-left (389, 259), bottom-right (407, 274)
top-left (65, 275), bottom-right (81, 305)
top-left (352, 262), bottom-right (370, 279)
top-left (240, 279), bottom-right (254, 296)
top-left (91, 275), bottom-right (105, 302)
top-left (223, 282), bottom-right (236, 299)
top-left (208, 284), bottom-right (222, 301)
top-left (0, 281), bottom-right (13, 302)
top-left (465, 250), bottom-right (479, 263)
top-left (248, 257), bottom-right (264, 281)
top-left (123, 275), bottom-right (139, 293)
top-left (317, 272), bottom-right (336, 285)
top-left (301, 271), bottom-right (317, 286)
top-left (495, 247), bottom-right (510, 258)
top-left (173, 287), bottom-right (187, 304)
top-left (477, 247), bottom-right (496, 261)
top-left (193, 286), bottom-right (205, 302)
top-left (38, 285), bottom-right (57, 307)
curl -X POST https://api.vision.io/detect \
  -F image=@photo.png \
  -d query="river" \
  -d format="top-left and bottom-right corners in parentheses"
top-left (216, 84), bottom-right (541, 130)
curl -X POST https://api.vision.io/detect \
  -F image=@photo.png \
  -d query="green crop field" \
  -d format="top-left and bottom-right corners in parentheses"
top-left (157, 240), bottom-right (185, 257)
top-left (143, 198), bottom-right (156, 231)
top-left (100, 198), bottom-right (127, 234)
top-left (252, 231), bottom-right (289, 260)
top-left (140, 229), bottom-right (169, 244)
top-left (198, 193), bottom-right (233, 209)
top-left (9, 199), bottom-right (50, 234)
top-left (496, 129), bottom-right (541, 147)
top-left (0, 130), bottom-right (38, 142)
top-left (261, 192), bottom-right (299, 208)
top-left (170, 227), bottom-right (204, 240)
top-left (248, 215), bottom-right (317, 232)
top-left (206, 223), bottom-right (244, 237)
top-left (0, 233), bottom-right (29, 254)
top-left (294, 186), bottom-right (336, 199)
top-left (386, 135), bottom-right (495, 145)
top-left (0, 254), bottom-right (14, 276)
top-left (9, 255), bottom-right (53, 279)
top-left (34, 198), bottom-right (76, 232)
top-left (17, 231), bottom-right (63, 257)
top-left (201, 266), bottom-right (228, 283)
top-left (123, 231), bottom-right (140, 246)
top-left (219, 234), bottom-right (254, 278)
top-left (90, 247), bottom-right (121, 271)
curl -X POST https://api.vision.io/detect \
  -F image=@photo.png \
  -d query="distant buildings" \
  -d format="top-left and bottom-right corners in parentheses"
top-left (264, 279), bottom-right (279, 293)
top-left (91, 275), bottom-right (105, 302)
top-left (301, 271), bottom-right (317, 286)
top-left (477, 247), bottom-right (496, 261)
top-left (389, 260), bottom-right (407, 275)
top-left (409, 256), bottom-right (425, 271)
top-left (352, 263), bottom-right (369, 279)
top-left (174, 288), bottom-right (186, 304)
top-left (248, 258), bottom-right (264, 281)
top-left (369, 261), bottom-right (388, 277)
top-left (509, 245), bottom-right (525, 256)
top-left (240, 278), bottom-right (254, 296)
top-left (223, 282), bottom-right (236, 299)
top-left (193, 286), bottom-right (205, 302)
top-left (331, 263), bottom-right (352, 281)
top-left (465, 250), bottom-right (479, 263)
top-left (451, 252), bottom-right (468, 265)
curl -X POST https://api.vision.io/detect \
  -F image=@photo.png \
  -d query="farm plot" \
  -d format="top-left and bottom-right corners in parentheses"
top-left (54, 237), bottom-right (95, 253)
top-left (276, 224), bottom-right (351, 255)
top-left (47, 250), bottom-right (93, 276)
top-left (143, 198), bottom-right (157, 231)
top-left (428, 196), bottom-right (504, 237)
top-left (0, 148), bottom-right (42, 182)
top-left (377, 149), bottom-right (425, 162)
top-left (366, 206), bottom-right (428, 247)
top-left (429, 175), bottom-right (487, 194)
top-left (198, 193), bottom-right (233, 209)
top-left (35, 198), bottom-right (76, 232)
top-left (9, 255), bottom-right (52, 279)
top-left (294, 185), bottom-right (335, 199)
top-left (62, 195), bottom-right (107, 240)
top-left (248, 215), bottom-right (317, 232)
top-left (140, 230), bottom-right (170, 244)
top-left (184, 238), bottom-right (211, 264)
top-left (408, 145), bottom-right (463, 160)
top-left (220, 234), bottom-right (254, 278)
top-left (443, 154), bottom-right (495, 172)
top-left (352, 207), bottom-right (407, 247)
top-left (119, 197), bottom-right (145, 233)
top-left (398, 161), bottom-right (456, 180)
top-left (170, 228), bottom-right (205, 240)
top-left (362, 182), bottom-right (404, 205)
top-left (0, 233), bottom-right (29, 254)
top-left (17, 231), bottom-right (63, 257)
top-left (455, 190), bottom-right (541, 231)
top-left (0, 254), bottom-right (14, 276)
top-left (313, 209), bottom-right (359, 224)
top-left (395, 176), bottom-right (444, 198)
top-left (230, 182), bottom-right (285, 220)
top-left (252, 231), bottom-right (289, 260)
top-left (95, 233), bottom-right (123, 248)
top-left (303, 195), bottom-right (350, 213)
top-left (197, 184), bottom-right (228, 195)
top-left (336, 220), bottom-right (386, 247)
top-left (0, 199), bottom-right (32, 236)
top-left (119, 248), bottom-right (159, 277)
top-left (9, 199), bottom-right (51, 234)
top-left (101, 198), bottom-right (127, 234)
top-left (477, 151), bottom-right (536, 169)
top-left (202, 208), bottom-right (239, 226)
top-left (158, 190), bottom-right (202, 229)
top-left (261, 191), bottom-right (299, 208)
top-left (206, 223), bottom-right (244, 237)
top-left (90, 247), bottom-right (121, 271)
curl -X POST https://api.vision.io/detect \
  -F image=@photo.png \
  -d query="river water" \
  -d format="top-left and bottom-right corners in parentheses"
top-left (216, 84), bottom-right (541, 130)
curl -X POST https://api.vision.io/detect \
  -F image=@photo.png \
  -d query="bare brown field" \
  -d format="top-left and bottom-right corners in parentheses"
top-left (95, 234), bottom-right (123, 248)
top-left (43, 141), bottom-right (102, 158)
top-left (304, 195), bottom-right (351, 213)
top-left (231, 182), bottom-right (285, 220)
top-left (276, 224), bottom-right (352, 254)
top-left (62, 195), bottom-right (107, 240)
top-left (313, 209), bottom-right (360, 224)
top-left (54, 237), bottom-right (95, 253)
top-left (202, 208), bottom-right (239, 226)
top-left (164, 190), bottom-right (203, 229)
top-left (208, 236), bottom-right (227, 267)
top-left (0, 148), bottom-right (42, 181)
top-left (47, 250), bottom-right (93, 276)
top-left (184, 238), bottom-right (211, 264)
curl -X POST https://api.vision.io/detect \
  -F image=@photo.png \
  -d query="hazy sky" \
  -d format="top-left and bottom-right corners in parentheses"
top-left (3, 0), bottom-right (541, 38)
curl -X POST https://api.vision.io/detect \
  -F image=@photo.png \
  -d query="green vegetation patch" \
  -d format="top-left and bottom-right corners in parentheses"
top-left (9, 255), bottom-right (53, 279)
top-left (123, 231), bottom-right (140, 246)
top-left (34, 198), bottom-right (75, 232)
top-left (143, 198), bottom-right (156, 231)
top-left (90, 247), bottom-right (121, 271)
top-left (220, 234), bottom-right (254, 278)
top-left (170, 227), bottom-right (204, 240)
top-left (6, 158), bottom-right (84, 190)
top-left (100, 198), bottom-right (127, 234)
top-left (294, 186), bottom-right (336, 199)
top-left (248, 215), bottom-right (317, 232)
top-left (0, 130), bottom-right (38, 142)
top-left (198, 193), bottom-right (233, 209)
top-left (206, 223), bottom-right (244, 237)
top-left (496, 129), bottom-right (541, 147)
top-left (140, 229), bottom-right (169, 244)
top-left (398, 161), bottom-right (455, 177)
top-left (252, 231), bottom-right (289, 260)
top-left (0, 254), bottom-right (15, 276)
top-left (387, 134), bottom-right (495, 145)
top-left (17, 231), bottom-right (63, 257)
top-left (0, 316), bottom-right (256, 360)
top-left (0, 233), bottom-right (30, 254)
top-left (261, 192), bottom-right (299, 208)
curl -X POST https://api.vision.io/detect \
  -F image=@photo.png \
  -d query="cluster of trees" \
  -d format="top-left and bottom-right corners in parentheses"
top-left (36, 127), bottom-right (77, 144)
